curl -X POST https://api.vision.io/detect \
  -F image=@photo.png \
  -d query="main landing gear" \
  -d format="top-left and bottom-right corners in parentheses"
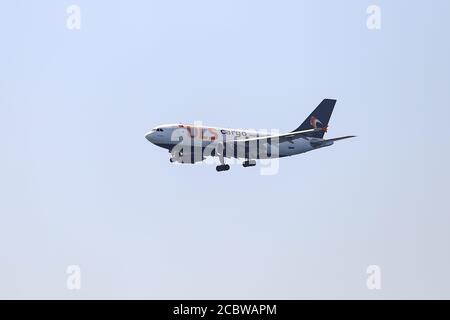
top-left (215, 142), bottom-right (230, 172)
top-left (216, 164), bottom-right (230, 172)
top-left (213, 143), bottom-right (256, 172)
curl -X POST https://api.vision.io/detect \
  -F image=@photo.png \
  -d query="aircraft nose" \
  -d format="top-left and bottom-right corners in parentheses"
top-left (145, 131), bottom-right (155, 143)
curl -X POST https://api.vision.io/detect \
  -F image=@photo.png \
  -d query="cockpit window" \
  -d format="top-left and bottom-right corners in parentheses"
top-left (154, 128), bottom-right (164, 132)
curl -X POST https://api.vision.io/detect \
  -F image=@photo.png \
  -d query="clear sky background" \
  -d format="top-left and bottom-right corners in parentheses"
top-left (1, 0), bottom-right (449, 299)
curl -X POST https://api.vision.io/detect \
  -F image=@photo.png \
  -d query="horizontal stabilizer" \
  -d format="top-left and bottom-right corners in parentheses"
top-left (324, 135), bottom-right (356, 143)
top-left (310, 135), bottom-right (356, 148)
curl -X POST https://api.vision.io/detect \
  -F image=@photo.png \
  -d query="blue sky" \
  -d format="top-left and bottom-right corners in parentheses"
top-left (1, 0), bottom-right (450, 298)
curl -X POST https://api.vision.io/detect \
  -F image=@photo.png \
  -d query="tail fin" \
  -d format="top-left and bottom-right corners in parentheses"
top-left (292, 99), bottom-right (336, 138)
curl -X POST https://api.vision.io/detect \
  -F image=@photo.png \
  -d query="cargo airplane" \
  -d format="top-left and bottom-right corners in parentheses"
top-left (145, 99), bottom-right (355, 172)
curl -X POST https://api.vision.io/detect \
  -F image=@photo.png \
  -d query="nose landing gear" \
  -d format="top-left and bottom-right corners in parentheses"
top-left (169, 150), bottom-right (183, 163)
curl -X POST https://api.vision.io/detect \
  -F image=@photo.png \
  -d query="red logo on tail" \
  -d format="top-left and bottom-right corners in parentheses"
top-left (309, 116), bottom-right (323, 128)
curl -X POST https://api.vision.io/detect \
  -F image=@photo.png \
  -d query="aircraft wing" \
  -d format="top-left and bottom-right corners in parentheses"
top-left (231, 128), bottom-right (325, 144)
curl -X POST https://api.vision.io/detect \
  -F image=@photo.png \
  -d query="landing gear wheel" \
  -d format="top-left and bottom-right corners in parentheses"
top-left (169, 157), bottom-right (175, 163)
top-left (216, 164), bottom-right (230, 172)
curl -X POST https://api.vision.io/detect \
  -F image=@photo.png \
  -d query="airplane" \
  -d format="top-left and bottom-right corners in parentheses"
top-left (145, 99), bottom-right (355, 172)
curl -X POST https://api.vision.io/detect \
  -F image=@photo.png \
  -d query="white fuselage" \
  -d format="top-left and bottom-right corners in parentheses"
top-left (145, 124), bottom-right (331, 160)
